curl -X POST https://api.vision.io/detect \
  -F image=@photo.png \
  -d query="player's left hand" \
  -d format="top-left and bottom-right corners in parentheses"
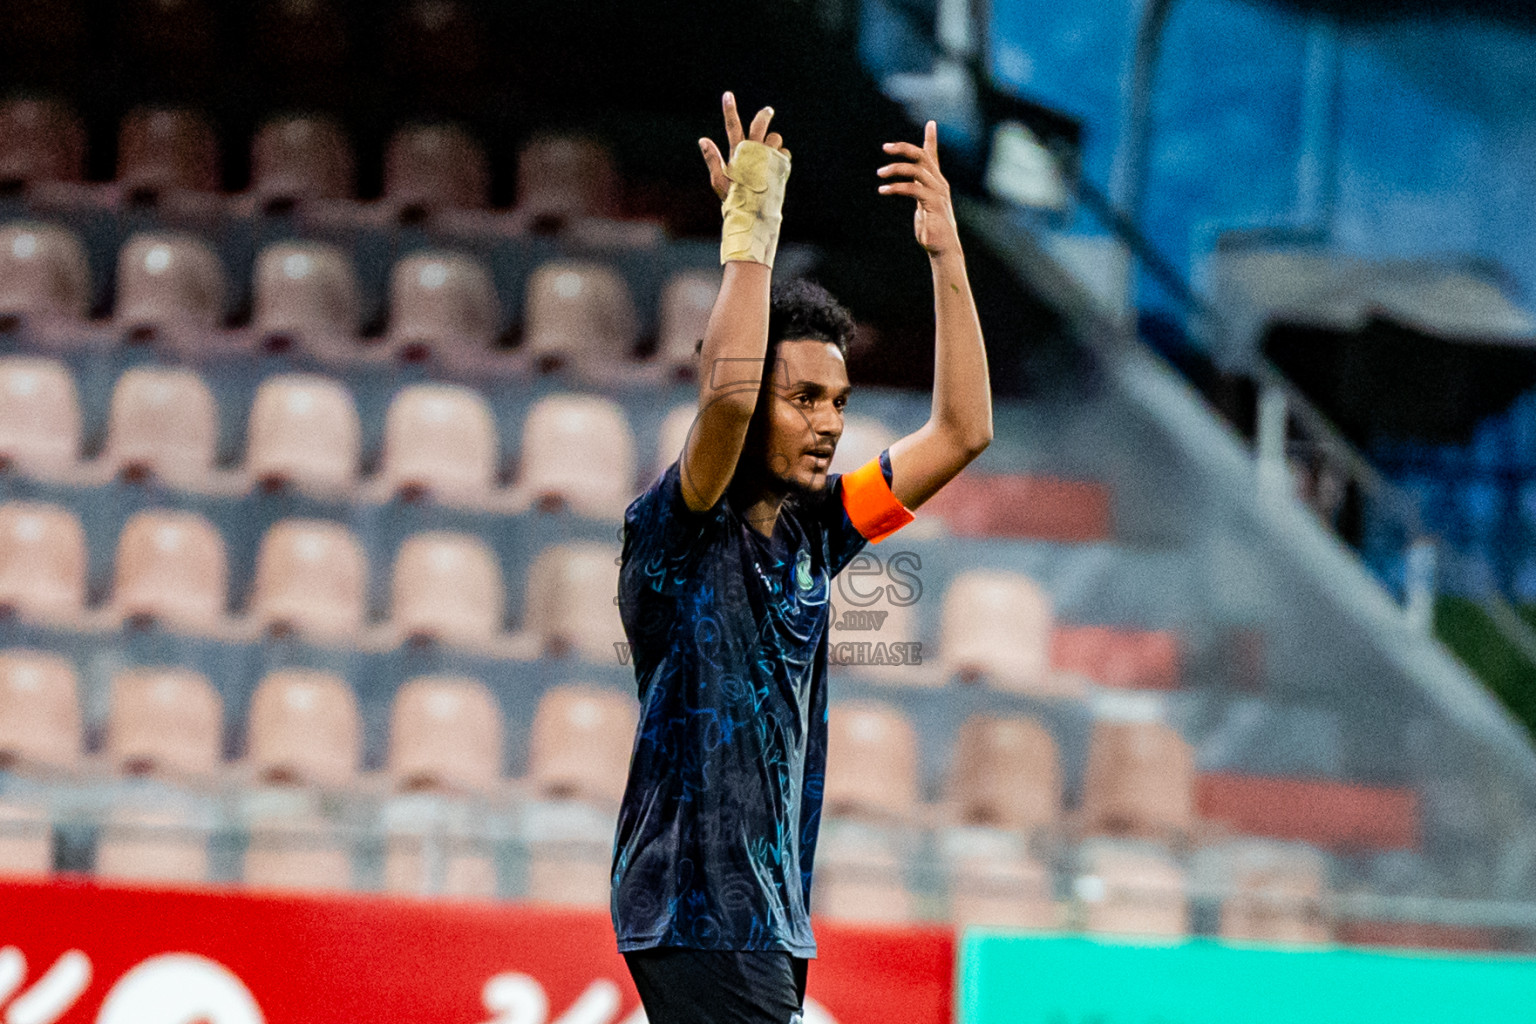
top-left (878, 120), bottom-right (960, 258)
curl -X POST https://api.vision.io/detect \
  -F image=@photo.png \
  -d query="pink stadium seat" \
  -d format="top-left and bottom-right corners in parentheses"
top-left (922, 473), bottom-right (1114, 542)
top-left (377, 384), bottom-right (499, 503)
top-left (528, 686), bottom-right (637, 808)
top-left (117, 106), bottom-right (219, 198)
top-left (654, 270), bottom-right (717, 380)
top-left (105, 666), bottom-right (222, 778)
top-left (100, 366), bottom-right (218, 486)
top-left (815, 824), bottom-right (915, 923)
top-left (520, 543), bottom-right (625, 663)
top-left (831, 564), bottom-right (935, 687)
top-left (251, 242), bottom-right (361, 358)
top-left (0, 800), bottom-right (50, 877)
top-left (942, 829), bottom-right (1058, 929)
top-left (95, 806), bottom-right (208, 884)
top-left (111, 510), bottom-right (229, 633)
top-left (114, 232), bottom-right (225, 344)
top-left (389, 531), bottom-right (505, 645)
top-left (0, 355), bottom-right (80, 477)
top-left (0, 649), bottom-right (80, 771)
top-left (383, 123), bottom-right (489, 216)
top-left (523, 800), bottom-right (620, 908)
top-left (521, 261), bottom-right (638, 378)
top-left (246, 374), bottom-right (361, 493)
top-left (389, 676), bottom-right (503, 795)
top-left (515, 136), bottom-right (619, 230)
top-left (939, 570), bottom-right (1065, 694)
top-left (1052, 626), bottom-right (1183, 690)
top-left (654, 403), bottom-right (697, 480)
top-left (512, 393), bottom-right (636, 519)
top-left (1215, 840), bottom-right (1330, 943)
top-left (0, 224), bottom-right (91, 328)
top-left (828, 414), bottom-right (896, 478)
top-left (527, 851), bottom-right (609, 907)
top-left (1195, 773), bottom-right (1420, 851)
top-left (824, 702), bottom-right (919, 822)
top-left (947, 715), bottom-right (1061, 833)
top-left (243, 807), bottom-right (352, 891)
top-left (246, 670), bottom-right (360, 788)
top-left (0, 97), bottom-right (84, 188)
top-left (1081, 719), bottom-right (1195, 840)
top-left (385, 252), bottom-right (499, 360)
top-left (249, 519), bottom-right (368, 641)
top-left (250, 114), bottom-right (353, 205)
top-left (1077, 840), bottom-right (1188, 937)
top-left (0, 502), bottom-right (86, 624)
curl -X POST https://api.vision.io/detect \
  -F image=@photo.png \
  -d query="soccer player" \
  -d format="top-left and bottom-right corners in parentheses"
top-left (612, 91), bottom-right (993, 1022)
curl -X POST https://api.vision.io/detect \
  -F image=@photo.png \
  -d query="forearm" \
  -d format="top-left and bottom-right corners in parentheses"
top-left (927, 249), bottom-right (993, 452)
top-left (699, 260), bottom-right (772, 416)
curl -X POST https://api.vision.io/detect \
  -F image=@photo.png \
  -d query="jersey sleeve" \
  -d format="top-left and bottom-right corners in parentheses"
top-left (620, 459), bottom-right (722, 599)
top-left (824, 448), bottom-right (915, 576)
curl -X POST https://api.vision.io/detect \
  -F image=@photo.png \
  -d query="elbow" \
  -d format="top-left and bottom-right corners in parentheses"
top-left (962, 427), bottom-right (992, 460)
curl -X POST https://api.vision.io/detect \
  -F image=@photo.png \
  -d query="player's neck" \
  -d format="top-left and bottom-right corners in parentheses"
top-left (729, 475), bottom-right (788, 539)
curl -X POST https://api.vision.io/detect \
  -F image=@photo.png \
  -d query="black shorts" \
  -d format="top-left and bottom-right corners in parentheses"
top-left (623, 948), bottom-right (809, 1024)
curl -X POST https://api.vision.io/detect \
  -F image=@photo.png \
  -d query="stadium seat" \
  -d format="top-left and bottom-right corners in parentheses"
top-left (514, 135), bottom-right (620, 230)
top-left (520, 543), bottom-right (625, 663)
top-left (245, 669), bottom-right (360, 788)
top-left (521, 261), bottom-right (639, 379)
top-left (0, 800), bottom-right (50, 877)
top-left (510, 393), bottom-right (637, 518)
top-left (653, 403), bottom-right (695, 479)
top-left (829, 414), bottom-right (897, 477)
top-left (0, 224), bottom-right (91, 330)
top-left (388, 531), bottom-right (505, 646)
top-left (99, 366), bottom-right (219, 487)
top-left (0, 502), bottom-right (86, 624)
top-left (1081, 719), bottom-right (1195, 840)
top-left (382, 794), bottom-right (496, 898)
top-left (654, 270), bottom-right (716, 380)
top-left (815, 821), bottom-right (915, 923)
top-left (1052, 626), bottom-right (1183, 690)
top-left (383, 123), bottom-right (489, 216)
top-left (1076, 839), bottom-right (1188, 937)
top-left (384, 251), bottom-right (500, 360)
top-left (249, 519), bottom-right (368, 641)
top-left (114, 232), bottom-right (226, 345)
top-left (947, 714), bottom-right (1062, 833)
top-left (94, 805), bottom-right (209, 884)
top-left (249, 114), bottom-right (353, 207)
top-left (250, 242), bottom-right (361, 359)
top-left (528, 686), bottom-right (637, 808)
top-left (245, 374), bottom-right (361, 493)
top-left (1213, 839), bottom-right (1331, 943)
top-left (824, 702), bottom-right (919, 823)
top-left (376, 384), bottom-right (499, 503)
top-left (110, 510), bottom-right (229, 634)
top-left (831, 558), bottom-right (935, 687)
top-left (941, 827), bottom-right (1058, 929)
top-left (105, 667), bottom-right (222, 779)
top-left (939, 570), bottom-right (1063, 694)
top-left (243, 795), bottom-right (352, 891)
top-left (389, 676), bottom-right (503, 795)
top-left (0, 649), bottom-right (80, 771)
top-left (116, 107), bottom-right (220, 199)
top-left (0, 97), bottom-right (84, 188)
top-left (0, 355), bottom-right (80, 477)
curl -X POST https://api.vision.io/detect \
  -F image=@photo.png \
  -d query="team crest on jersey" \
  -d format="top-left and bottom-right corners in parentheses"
top-left (794, 550), bottom-right (815, 591)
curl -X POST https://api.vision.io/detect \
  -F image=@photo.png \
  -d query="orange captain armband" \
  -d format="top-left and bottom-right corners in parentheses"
top-left (840, 456), bottom-right (916, 543)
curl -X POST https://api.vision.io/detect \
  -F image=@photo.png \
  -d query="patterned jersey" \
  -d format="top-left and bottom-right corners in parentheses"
top-left (611, 450), bottom-right (910, 956)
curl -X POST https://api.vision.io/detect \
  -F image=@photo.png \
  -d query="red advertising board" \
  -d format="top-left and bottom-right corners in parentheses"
top-left (0, 879), bottom-right (953, 1024)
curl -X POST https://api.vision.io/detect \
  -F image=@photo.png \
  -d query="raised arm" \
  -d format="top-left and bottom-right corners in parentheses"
top-left (877, 120), bottom-right (993, 510)
top-left (679, 93), bottom-right (793, 513)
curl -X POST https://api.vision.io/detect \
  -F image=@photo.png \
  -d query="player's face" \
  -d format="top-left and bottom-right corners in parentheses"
top-left (762, 338), bottom-right (851, 495)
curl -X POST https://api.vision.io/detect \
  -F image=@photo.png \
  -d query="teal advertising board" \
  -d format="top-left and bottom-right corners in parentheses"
top-left (960, 932), bottom-right (1536, 1024)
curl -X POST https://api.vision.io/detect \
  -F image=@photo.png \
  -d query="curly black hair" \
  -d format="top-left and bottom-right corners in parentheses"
top-left (693, 278), bottom-right (854, 359)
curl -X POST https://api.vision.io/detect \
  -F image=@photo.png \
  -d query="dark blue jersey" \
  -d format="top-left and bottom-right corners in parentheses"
top-left (611, 453), bottom-right (901, 956)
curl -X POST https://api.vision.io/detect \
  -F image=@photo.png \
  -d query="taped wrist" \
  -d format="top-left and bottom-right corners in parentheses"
top-left (719, 140), bottom-right (791, 268)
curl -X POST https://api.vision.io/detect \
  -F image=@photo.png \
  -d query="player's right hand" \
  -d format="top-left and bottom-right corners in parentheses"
top-left (699, 91), bottom-right (787, 202)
